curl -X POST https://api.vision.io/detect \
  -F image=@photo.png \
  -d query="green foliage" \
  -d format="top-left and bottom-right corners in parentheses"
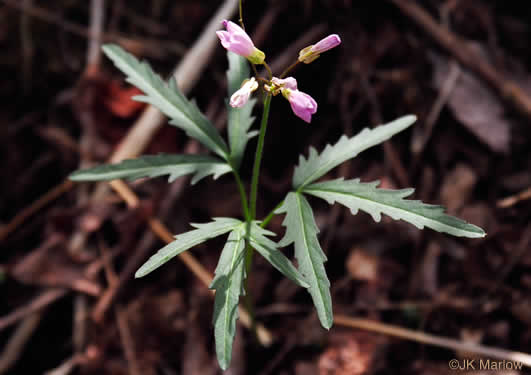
top-left (210, 224), bottom-right (247, 370)
top-left (304, 178), bottom-right (486, 238)
top-left (69, 154), bottom-right (231, 184)
top-left (102, 44), bottom-right (229, 159)
top-left (67, 38), bottom-right (486, 371)
top-left (135, 218), bottom-right (242, 278)
top-left (248, 222), bottom-right (309, 288)
top-left (293, 115), bottom-right (417, 190)
top-left (226, 52), bottom-right (258, 168)
top-left (277, 192), bottom-right (333, 329)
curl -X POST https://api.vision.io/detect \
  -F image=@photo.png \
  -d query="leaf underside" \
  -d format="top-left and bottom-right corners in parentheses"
top-left (102, 44), bottom-right (228, 159)
top-left (135, 218), bottom-right (242, 278)
top-left (69, 154), bottom-right (231, 184)
top-left (226, 52), bottom-right (257, 168)
top-left (293, 115), bottom-right (417, 190)
top-left (277, 192), bottom-right (333, 329)
top-left (210, 224), bottom-right (247, 370)
top-left (305, 178), bottom-right (486, 238)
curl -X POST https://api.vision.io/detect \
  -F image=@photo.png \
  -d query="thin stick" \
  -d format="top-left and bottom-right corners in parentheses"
top-left (497, 186), bottom-right (531, 208)
top-left (335, 315), bottom-right (531, 367)
top-left (43, 354), bottom-right (85, 375)
top-left (0, 289), bottom-right (67, 332)
top-left (20, 0), bottom-right (33, 94)
top-left (411, 61), bottom-right (460, 157)
top-left (4, 0), bottom-right (185, 58)
top-left (0, 0), bottom-right (239, 241)
top-left (0, 180), bottom-right (74, 242)
top-left (0, 313), bottom-right (43, 374)
top-left (86, 0), bottom-right (105, 72)
top-left (115, 307), bottom-right (142, 375)
top-left (389, 0), bottom-right (531, 121)
top-left (93, 181), bottom-right (273, 346)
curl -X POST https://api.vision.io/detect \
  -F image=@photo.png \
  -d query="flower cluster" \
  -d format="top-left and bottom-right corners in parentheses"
top-left (217, 20), bottom-right (340, 123)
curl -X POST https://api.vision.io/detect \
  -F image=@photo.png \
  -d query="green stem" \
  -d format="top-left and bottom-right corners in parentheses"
top-left (260, 200), bottom-right (284, 228)
top-left (279, 60), bottom-right (301, 79)
top-left (243, 93), bottom-right (272, 335)
top-left (250, 93), bottom-right (272, 220)
top-left (263, 62), bottom-right (273, 80)
top-left (232, 169), bottom-right (250, 221)
top-left (243, 222), bottom-right (255, 334)
top-left (238, 0), bottom-right (244, 29)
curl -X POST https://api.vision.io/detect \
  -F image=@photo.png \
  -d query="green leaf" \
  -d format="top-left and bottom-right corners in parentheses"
top-left (227, 51), bottom-right (250, 96)
top-left (226, 52), bottom-right (257, 168)
top-left (277, 192), bottom-right (333, 329)
top-left (248, 222), bottom-right (309, 288)
top-left (304, 178), bottom-right (486, 238)
top-left (102, 44), bottom-right (229, 159)
top-left (135, 218), bottom-right (242, 278)
top-left (210, 224), bottom-right (246, 370)
top-left (293, 115), bottom-right (417, 189)
top-left (69, 154), bottom-right (231, 185)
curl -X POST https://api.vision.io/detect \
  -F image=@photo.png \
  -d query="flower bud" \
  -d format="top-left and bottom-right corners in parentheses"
top-left (229, 77), bottom-right (258, 108)
top-left (217, 20), bottom-right (266, 64)
top-left (281, 88), bottom-right (318, 123)
top-left (298, 34), bottom-right (341, 64)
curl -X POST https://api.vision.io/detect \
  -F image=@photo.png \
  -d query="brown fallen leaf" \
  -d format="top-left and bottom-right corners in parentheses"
top-left (346, 248), bottom-right (379, 283)
top-left (431, 49), bottom-right (511, 153)
top-left (104, 80), bottom-right (146, 118)
top-left (318, 331), bottom-right (387, 375)
top-left (9, 234), bottom-right (102, 296)
top-left (439, 163), bottom-right (478, 214)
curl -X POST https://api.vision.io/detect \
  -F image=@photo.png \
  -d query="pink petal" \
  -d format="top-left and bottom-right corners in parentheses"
top-left (288, 90), bottom-right (318, 123)
top-left (216, 31), bottom-right (231, 49)
top-left (272, 77), bottom-right (298, 90)
top-left (311, 34), bottom-right (341, 54)
top-left (217, 20), bottom-right (255, 57)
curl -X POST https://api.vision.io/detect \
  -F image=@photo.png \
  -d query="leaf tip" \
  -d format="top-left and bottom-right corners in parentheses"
top-left (218, 360), bottom-right (229, 371)
top-left (134, 267), bottom-right (148, 278)
top-left (321, 318), bottom-right (333, 330)
top-left (101, 43), bottom-right (118, 56)
top-left (68, 171), bottom-right (83, 181)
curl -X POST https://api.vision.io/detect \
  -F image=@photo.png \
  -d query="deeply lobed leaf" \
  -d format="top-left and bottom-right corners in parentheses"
top-left (69, 154), bottom-right (231, 184)
top-left (248, 222), bottom-right (309, 288)
top-left (135, 218), bottom-right (242, 278)
top-left (277, 192), bottom-right (333, 329)
top-left (102, 44), bottom-right (229, 159)
top-left (305, 178), bottom-right (486, 238)
top-left (210, 224), bottom-right (247, 370)
top-left (293, 115), bottom-right (416, 189)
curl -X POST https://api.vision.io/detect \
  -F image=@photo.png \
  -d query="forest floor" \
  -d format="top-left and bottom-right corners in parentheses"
top-left (1, 1), bottom-right (531, 374)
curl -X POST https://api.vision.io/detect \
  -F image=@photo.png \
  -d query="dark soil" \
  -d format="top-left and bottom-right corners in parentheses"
top-left (1, 1), bottom-right (531, 374)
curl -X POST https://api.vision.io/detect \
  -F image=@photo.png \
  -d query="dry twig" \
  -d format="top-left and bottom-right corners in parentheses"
top-left (335, 315), bottom-right (531, 367)
top-left (389, 0), bottom-right (531, 120)
top-left (0, 313), bottom-right (43, 374)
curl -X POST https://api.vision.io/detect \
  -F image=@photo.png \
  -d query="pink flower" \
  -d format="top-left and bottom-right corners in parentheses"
top-left (265, 77), bottom-right (298, 96)
top-left (230, 77), bottom-right (258, 108)
top-left (311, 34), bottom-right (341, 54)
top-left (282, 88), bottom-right (318, 123)
top-left (298, 34), bottom-right (341, 64)
top-left (271, 77), bottom-right (298, 90)
top-left (216, 20), bottom-right (265, 64)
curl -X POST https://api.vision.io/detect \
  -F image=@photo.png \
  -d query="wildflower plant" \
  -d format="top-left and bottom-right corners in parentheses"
top-left (70, 5), bottom-right (485, 371)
